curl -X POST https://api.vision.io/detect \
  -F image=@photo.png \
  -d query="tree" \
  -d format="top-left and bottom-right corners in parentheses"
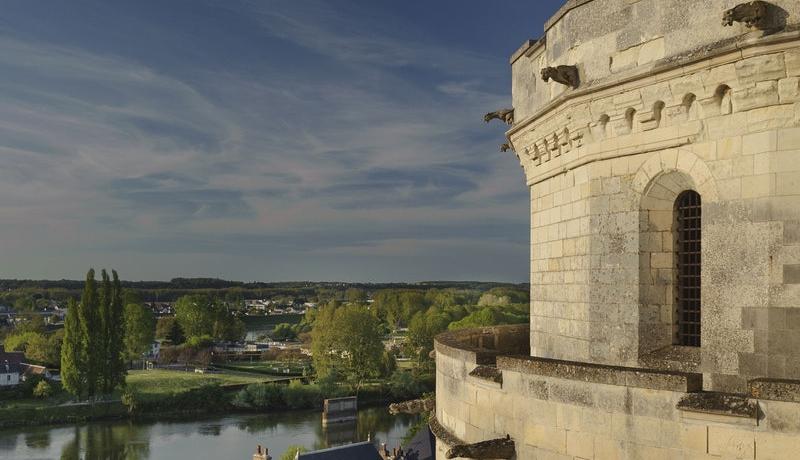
top-left (123, 303), bottom-right (156, 361)
top-left (33, 380), bottom-right (53, 399)
top-left (271, 323), bottom-right (297, 341)
top-left (61, 269), bottom-right (127, 398)
top-left (167, 319), bottom-right (185, 345)
top-left (345, 288), bottom-right (367, 305)
top-left (78, 269), bottom-right (100, 398)
top-left (174, 295), bottom-right (214, 338)
top-left (105, 270), bottom-right (126, 393)
top-left (155, 317), bottom-right (175, 339)
top-left (406, 307), bottom-right (451, 364)
top-left (311, 305), bottom-right (384, 391)
top-left (61, 298), bottom-right (85, 397)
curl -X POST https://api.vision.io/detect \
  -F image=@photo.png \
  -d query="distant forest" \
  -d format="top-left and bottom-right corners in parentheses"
top-left (0, 278), bottom-right (528, 304)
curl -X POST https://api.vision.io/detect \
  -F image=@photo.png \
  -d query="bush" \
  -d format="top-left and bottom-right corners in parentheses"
top-left (284, 380), bottom-right (320, 409)
top-left (388, 370), bottom-right (424, 401)
top-left (121, 389), bottom-right (139, 414)
top-left (32, 380), bottom-right (52, 399)
top-left (232, 383), bottom-right (284, 410)
top-left (281, 445), bottom-right (308, 460)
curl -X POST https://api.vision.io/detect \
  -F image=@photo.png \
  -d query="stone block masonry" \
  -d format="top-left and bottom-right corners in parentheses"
top-left (435, 0), bottom-right (800, 458)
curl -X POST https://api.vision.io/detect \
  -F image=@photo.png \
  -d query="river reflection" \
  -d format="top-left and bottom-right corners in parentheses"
top-left (0, 407), bottom-right (417, 460)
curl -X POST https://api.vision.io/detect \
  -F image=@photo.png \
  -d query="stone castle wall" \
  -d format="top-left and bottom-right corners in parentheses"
top-left (507, 17), bottom-right (800, 393)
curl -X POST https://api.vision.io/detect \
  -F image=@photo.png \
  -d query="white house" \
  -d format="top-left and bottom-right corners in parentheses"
top-left (0, 346), bottom-right (23, 387)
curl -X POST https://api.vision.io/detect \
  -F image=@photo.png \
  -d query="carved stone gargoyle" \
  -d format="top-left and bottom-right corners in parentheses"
top-left (388, 398), bottom-right (435, 415)
top-left (541, 65), bottom-right (579, 88)
top-left (500, 143), bottom-right (511, 152)
top-left (445, 435), bottom-right (516, 459)
top-left (722, 1), bottom-right (768, 28)
top-left (484, 108), bottom-right (514, 125)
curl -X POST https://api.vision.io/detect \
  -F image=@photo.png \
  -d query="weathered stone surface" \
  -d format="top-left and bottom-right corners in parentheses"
top-left (750, 378), bottom-right (800, 402)
top-left (676, 392), bottom-right (759, 418)
top-left (469, 365), bottom-right (503, 385)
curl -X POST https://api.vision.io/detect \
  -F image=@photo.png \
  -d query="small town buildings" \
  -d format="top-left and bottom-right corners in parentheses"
top-left (0, 346), bottom-right (23, 387)
top-left (20, 364), bottom-right (60, 382)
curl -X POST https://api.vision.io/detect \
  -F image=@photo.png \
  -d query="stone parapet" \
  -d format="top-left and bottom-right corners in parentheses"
top-left (497, 355), bottom-right (702, 392)
top-left (435, 325), bottom-right (800, 459)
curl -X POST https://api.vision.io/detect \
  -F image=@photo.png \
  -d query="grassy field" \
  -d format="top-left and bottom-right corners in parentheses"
top-left (125, 369), bottom-right (276, 396)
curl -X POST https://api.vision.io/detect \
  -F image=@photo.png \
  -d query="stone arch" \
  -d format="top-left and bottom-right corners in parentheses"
top-left (634, 149), bottom-right (718, 360)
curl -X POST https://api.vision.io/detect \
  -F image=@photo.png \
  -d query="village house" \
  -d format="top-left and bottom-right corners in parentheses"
top-left (433, 1), bottom-right (800, 459)
top-left (0, 346), bottom-right (23, 387)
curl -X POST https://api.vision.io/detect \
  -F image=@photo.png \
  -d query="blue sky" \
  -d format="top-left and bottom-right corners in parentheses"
top-left (0, 1), bottom-right (562, 282)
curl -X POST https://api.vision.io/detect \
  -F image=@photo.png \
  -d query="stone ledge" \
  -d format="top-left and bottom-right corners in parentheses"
top-left (434, 324), bottom-right (530, 366)
top-left (497, 355), bottom-right (703, 392)
top-left (677, 392), bottom-right (759, 419)
top-left (750, 378), bottom-right (800, 402)
top-left (639, 345), bottom-right (702, 374)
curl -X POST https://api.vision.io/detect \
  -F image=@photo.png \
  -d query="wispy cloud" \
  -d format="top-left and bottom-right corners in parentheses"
top-left (0, 0), bottom-right (530, 282)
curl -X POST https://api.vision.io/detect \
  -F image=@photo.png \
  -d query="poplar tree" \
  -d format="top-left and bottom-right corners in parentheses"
top-left (61, 298), bottom-right (85, 397)
top-left (106, 270), bottom-right (127, 392)
top-left (98, 270), bottom-right (112, 394)
top-left (79, 269), bottom-right (100, 398)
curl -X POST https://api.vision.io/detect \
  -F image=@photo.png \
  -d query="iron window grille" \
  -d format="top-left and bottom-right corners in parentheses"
top-left (676, 190), bottom-right (702, 347)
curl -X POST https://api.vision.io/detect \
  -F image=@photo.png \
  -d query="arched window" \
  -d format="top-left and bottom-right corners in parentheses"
top-left (675, 190), bottom-right (702, 347)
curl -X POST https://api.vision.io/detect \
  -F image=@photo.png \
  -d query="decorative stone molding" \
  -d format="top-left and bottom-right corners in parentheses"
top-left (722, 1), bottom-right (769, 28)
top-left (541, 65), bottom-right (579, 88)
top-left (499, 143), bottom-right (511, 152)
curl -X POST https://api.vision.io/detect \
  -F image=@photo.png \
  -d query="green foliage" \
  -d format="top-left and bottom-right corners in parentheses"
top-left (447, 305), bottom-right (528, 331)
top-left (61, 298), bottom-right (85, 397)
top-left (388, 370), bottom-right (425, 401)
top-left (281, 445), bottom-right (308, 460)
top-left (121, 389), bottom-right (139, 414)
top-left (7, 329), bottom-right (64, 367)
top-left (406, 307), bottom-right (452, 363)
top-left (174, 294), bottom-right (245, 342)
top-left (311, 304), bottom-right (384, 391)
top-left (61, 269), bottom-right (127, 398)
top-left (477, 287), bottom-right (529, 307)
top-left (284, 380), bottom-right (317, 409)
top-left (155, 317), bottom-right (176, 340)
top-left (184, 335), bottom-right (214, 348)
top-left (231, 383), bottom-right (284, 409)
top-left (32, 380), bottom-right (53, 399)
top-left (271, 323), bottom-right (297, 341)
top-left (345, 288), bottom-right (367, 305)
top-left (123, 302), bottom-right (156, 361)
top-left (167, 319), bottom-right (185, 345)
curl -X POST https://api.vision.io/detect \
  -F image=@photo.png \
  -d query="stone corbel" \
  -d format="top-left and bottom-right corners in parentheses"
top-left (722, 1), bottom-right (769, 28)
top-left (500, 143), bottom-right (512, 152)
top-left (569, 126), bottom-right (588, 149)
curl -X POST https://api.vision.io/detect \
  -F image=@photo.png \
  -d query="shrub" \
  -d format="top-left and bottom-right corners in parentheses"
top-left (281, 445), bottom-right (308, 460)
top-left (32, 380), bottom-right (52, 399)
top-left (121, 389), bottom-right (139, 414)
top-left (284, 380), bottom-right (320, 409)
top-left (232, 383), bottom-right (284, 410)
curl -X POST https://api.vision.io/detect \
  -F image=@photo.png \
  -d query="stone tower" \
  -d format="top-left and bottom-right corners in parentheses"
top-left (433, 1), bottom-right (800, 458)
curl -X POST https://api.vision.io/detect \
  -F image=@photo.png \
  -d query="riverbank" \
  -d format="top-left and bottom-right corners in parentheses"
top-left (0, 369), bottom-right (434, 429)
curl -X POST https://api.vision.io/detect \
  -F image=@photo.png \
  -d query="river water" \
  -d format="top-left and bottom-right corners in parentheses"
top-left (0, 407), bottom-right (418, 460)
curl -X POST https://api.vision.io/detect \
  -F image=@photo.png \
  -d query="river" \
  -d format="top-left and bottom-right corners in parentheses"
top-left (0, 407), bottom-right (419, 460)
